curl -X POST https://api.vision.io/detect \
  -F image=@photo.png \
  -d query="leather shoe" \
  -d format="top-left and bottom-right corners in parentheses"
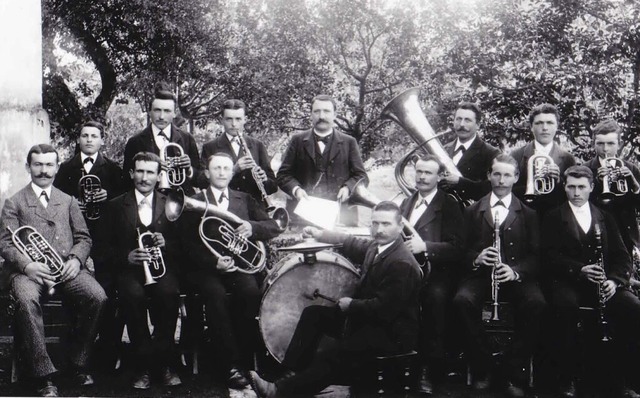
top-left (73, 372), bottom-right (94, 386)
top-left (249, 370), bottom-right (277, 398)
top-left (558, 380), bottom-right (576, 398)
top-left (131, 372), bottom-right (151, 390)
top-left (417, 366), bottom-right (433, 395)
top-left (36, 380), bottom-right (58, 397)
top-left (228, 367), bottom-right (250, 389)
top-left (161, 367), bottom-right (182, 387)
top-left (472, 374), bottom-right (491, 392)
top-left (620, 388), bottom-right (640, 398)
top-left (505, 380), bottom-right (525, 398)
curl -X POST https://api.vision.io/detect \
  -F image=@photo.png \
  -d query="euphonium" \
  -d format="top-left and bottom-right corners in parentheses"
top-left (236, 131), bottom-right (289, 231)
top-left (137, 228), bottom-right (166, 285)
top-left (78, 174), bottom-right (101, 220)
top-left (491, 213), bottom-right (501, 321)
top-left (594, 224), bottom-right (612, 342)
top-left (524, 154), bottom-right (556, 202)
top-left (159, 142), bottom-right (192, 190)
top-left (9, 226), bottom-right (64, 295)
top-left (601, 157), bottom-right (628, 202)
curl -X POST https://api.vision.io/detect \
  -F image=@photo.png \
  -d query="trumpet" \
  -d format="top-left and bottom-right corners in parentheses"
top-left (491, 213), bottom-right (501, 321)
top-left (159, 143), bottom-right (192, 190)
top-left (78, 174), bottom-right (101, 220)
top-left (9, 226), bottom-right (64, 295)
top-left (137, 228), bottom-right (166, 285)
top-left (601, 157), bottom-right (628, 202)
top-left (524, 154), bottom-right (556, 202)
top-left (594, 224), bottom-right (612, 342)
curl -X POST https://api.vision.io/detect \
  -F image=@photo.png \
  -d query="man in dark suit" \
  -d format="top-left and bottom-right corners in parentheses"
top-left (249, 201), bottom-right (422, 398)
top-left (399, 154), bottom-right (463, 394)
top-left (452, 154), bottom-right (546, 398)
top-left (440, 102), bottom-right (501, 203)
top-left (198, 99), bottom-right (277, 208)
top-left (0, 144), bottom-right (106, 397)
top-left (585, 119), bottom-right (640, 254)
top-left (277, 94), bottom-right (367, 225)
top-left (178, 152), bottom-right (281, 389)
top-left (542, 165), bottom-right (640, 398)
top-left (511, 103), bottom-right (576, 217)
top-left (122, 85), bottom-right (200, 195)
top-left (102, 152), bottom-right (182, 390)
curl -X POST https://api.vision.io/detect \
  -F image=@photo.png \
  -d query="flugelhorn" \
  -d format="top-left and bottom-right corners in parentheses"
top-left (159, 142), bottom-right (192, 190)
top-left (236, 131), bottom-right (289, 230)
top-left (136, 228), bottom-right (166, 285)
top-left (165, 189), bottom-right (267, 274)
top-left (78, 174), bottom-right (101, 220)
top-left (524, 154), bottom-right (556, 202)
top-left (9, 226), bottom-right (64, 295)
top-left (491, 213), bottom-right (501, 321)
top-left (601, 157), bottom-right (628, 202)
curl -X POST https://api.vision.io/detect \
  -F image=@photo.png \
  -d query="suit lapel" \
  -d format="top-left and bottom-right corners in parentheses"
top-left (413, 191), bottom-right (441, 232)
top-left (560, 203), bottom-right (582, 242)
top-left (87, 153), bottom-right (105, 175)
top-left (456, 137), bottom-right (481, 170)
top-left (402, 192), bottom-right (419, 219)
top-left (328, 131), bottom-right (344, 161)
top-left (227, 190), bottom-right (244, 218)
top-left (24, 185), bottom-right (51, 222)
top-left (302, 131), bottom-right (316, 162)
top-left (479, 196), bottom-right (494, 229)
top-left (502, 197), bottom-right (521, 231)
top-left (124, 191), bottom-right (139, 230)
top-left (152, 193), bottom-right (166, 225)
top-left (221, 134), bottom-right (239, 162)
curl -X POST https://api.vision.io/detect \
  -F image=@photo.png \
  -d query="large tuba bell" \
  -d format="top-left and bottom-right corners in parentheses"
top-left (380, 87), bottom-right (470, 206)
top-left (78, 174), bottom-right (102, 220)
top-left (9, 226), bottom-right (65, 295)
top-left (159, 143), bottom-right (192, 190)
top-left (165, 189), bottom-right (267, 274)
top-left (137, 228), bottom-right (166, 285)
top-left (601, 157), bottom-right (628, 202)
top-left (524, 154), bottom-right (556, 202)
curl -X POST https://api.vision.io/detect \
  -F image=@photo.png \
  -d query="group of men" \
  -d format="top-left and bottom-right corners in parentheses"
top-left (1, 83), bottom-right (640, 398)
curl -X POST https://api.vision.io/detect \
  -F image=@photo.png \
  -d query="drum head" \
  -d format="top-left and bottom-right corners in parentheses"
top-left (259, 250), bottom-right (359, 363)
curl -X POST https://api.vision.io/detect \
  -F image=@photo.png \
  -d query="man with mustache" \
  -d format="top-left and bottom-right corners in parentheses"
top-left (277, 94), bottom-right (367, 225)
top-left (0, 144), bottom-right (107, 397)
top-left (249, 201), bottom-right (421, 397)
top-left (440, 102), bottom-right (501, 203)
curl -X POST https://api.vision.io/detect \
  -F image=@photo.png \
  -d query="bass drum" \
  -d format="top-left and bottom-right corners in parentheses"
top-left (259, 250), bottom-right (360, 363)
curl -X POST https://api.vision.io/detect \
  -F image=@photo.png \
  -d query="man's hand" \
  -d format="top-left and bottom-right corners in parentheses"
top-left (475, 247), bottom-right (500, 267)
top-left (23, 262), bottom-right (57, 285)
top-left (128, 248), bottom-right (151, 266)
top-left (439, 173), bottom-right (460, 187)
top-left (253, 167), bottom-right (268, 182)
top-left (596, 166), bottom-right (609, 181)
top-left (404, 236), bottom-right (427, 254)
top-left (581, 264), bottom-right (606, 284)
top-left (216, 256), bottom-right (237, 273)
top-left (60, 257), bottom-right (81, 283)
top-left (338, 297), bottom-right (352, 312)
top-left (295, 188), bottom-right (309, 200)
top-left (601, 280), bottom-right (617, 302)
top-left (236, 221), bottom-right (253, 238)
top-left (175, 154), bottom-right (191, 169)
top-left (302, 226), bottom-right (322, 239)
top-left (152, 232), bottom-right (165, 248)
top-left (336, 186), bottom-right (350, 203)
top-left (619, 166), bottom-right (640, 192)
top-left (546, 163), bottom-right (561, 181)
top-left (235, 155), bottom-right (257, 172)
top-left (494, 262), bottom-right (517, 283)
top-left (93, 189), bottom-right (108, 203)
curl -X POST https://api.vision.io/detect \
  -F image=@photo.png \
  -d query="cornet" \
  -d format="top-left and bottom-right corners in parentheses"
top-left (137, 228), bottom-right (166, 285)
top-left (9, 226), bottom-right (64, 295)
top-left (601, 157), bottom-right (628, 202)
top-left (159, 143), bottom-right (192, 190)
top-left (78, 174), bottom-right (101, 220)
top-left (524, 154), bottom-right (556, 202)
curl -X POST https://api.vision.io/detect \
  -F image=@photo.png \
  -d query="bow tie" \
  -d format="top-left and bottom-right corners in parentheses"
top-left (315, 134), bottom-right (331, 144)
top-left (454, 146), bottom-right (466, 155)
top-left (492, 200), bottom-right (506, 208)
top-left (83, 157), bottom-right (94, 164)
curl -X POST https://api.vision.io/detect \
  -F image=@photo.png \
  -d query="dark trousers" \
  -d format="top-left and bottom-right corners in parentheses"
top-left (420, 269), bottom-right (457, 371)
top-left (117, 267), bottom-right (180, 371)
top-left (186, 269), bottom-right (261, 371)
top-left (452, 276), bottom-right (546, 378)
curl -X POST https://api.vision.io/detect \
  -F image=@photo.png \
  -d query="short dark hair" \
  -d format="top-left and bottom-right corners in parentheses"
top-left (221, 99), bottom-right (247, 114)
top-left (205, 151), bottom-right (235, 168)
top-left (529, 103), bottom-right (559, 125)
top-left (491, 153), bottom-right (519, 175)
top-left (372, 201), bottom-right (402, 224)
top-left (592, 119), bottom-right (621, 141)
top-left (27, 144), bottom-right (59, 165)
top-left (80, 120), bottom-right (105, 138)
top-left (455, 102), bottom-right (482, 123)
top-left (564, 165), bottom-right (594, 184)
top-left (416, 154), bottom-right (445, 174)
top-left (148, 82), bottom-right (177, 110)
top-left (311, 95), bottom-right (337, 112)
top-left (132, 151), bottom-right (162, 173)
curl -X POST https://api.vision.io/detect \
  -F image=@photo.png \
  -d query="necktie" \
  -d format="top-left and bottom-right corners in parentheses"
top-left (453, 145), bottom-right (466, 165)
top-left (218, 192), bottom-right (227, 203)
top-left (83, 157), bottom-right (94, 165)
top-left (158, 130), bottom-right (169, 141)
top-left (493, 200), bottom-right (506, 208)
top-left (83, 157), bottom-right (94, 173)
top-left (454, 146), bottom-right (466, 155)
top-left (139, 197), bottom-right (152, 226)
top-left (39, 191), bottom-right (49, 208)
top-left (230, 137), bottom-right (241, 157)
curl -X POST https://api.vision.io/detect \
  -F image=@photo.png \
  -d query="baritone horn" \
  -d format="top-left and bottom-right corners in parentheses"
top-left (78, 174), bottom-right (101, 220)
top-left (601, 157), bottom-right (628, 202)
top-left (159, 142), bottom-right (192, 190)
top-left (524, 154), bottom-right (556, 202)
top-left (9, 226), bottom-right (64, 295)
top-left (137, 228), bottom-right (166, 285)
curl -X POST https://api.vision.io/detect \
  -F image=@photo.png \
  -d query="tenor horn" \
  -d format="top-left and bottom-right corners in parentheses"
top-left (601, 157), bottom-right (628, 202)
top-left (137, 228), bottom-right (166, 285)
top-left (159, 142), bottom-right (192, 190)
top-left (524, 154), bottom-right (556, 202)
top-left (78, 174), bottom-right (101, 220)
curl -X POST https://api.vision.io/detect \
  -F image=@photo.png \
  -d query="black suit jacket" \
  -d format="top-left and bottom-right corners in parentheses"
top-left (399, 190), bottom-right (463, 272)
top-left (542, 202), bottom-right (632, 287)
top-left (197, 134), bottom-right (277, 205)
top-left (511, 142), bottom-right (576, 214)
top-left (319, 232), bottom-right (422, 354)
top-left (461, 193), bottom-right (540, 281)
top-left (178, 188), bottom-right (281, 273)
top-left (443, 137), bottom-right (500, 201)
top-left (122, 124), bottom-right (201, 195)
top-left (585, 157), bottom-right (640, 252)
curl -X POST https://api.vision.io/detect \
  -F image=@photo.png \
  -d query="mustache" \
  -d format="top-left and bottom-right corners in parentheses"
top-left (455, 127), bottom-right (469, 132)
top-left (315, 119), bottom-right (330, 124)
top-left (35, 173), bottom-right (53, 178)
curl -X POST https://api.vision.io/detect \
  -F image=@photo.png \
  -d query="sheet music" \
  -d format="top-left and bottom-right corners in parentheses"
top-left (294, 196), bottom-right (340, 229)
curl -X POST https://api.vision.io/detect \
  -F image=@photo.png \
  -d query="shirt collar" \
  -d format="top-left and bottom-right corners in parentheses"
top-left (568, 201), bottom-right (591, 214)
top-left (534, 140), bottom-right (553, 155)
top-left (490, 192), bottom-right (512, 208)
top-left (418, 189), bottom-right (438, 207)
top-left (134, 189), bottom-right (154, 205)
top-left (225, 132), bottom-right (239, 143)
top-left (80, 153), bottom-right (98, 163)
top-left (377, 241), bottom-right (394, 255)
top-left (31, 183), bottom-right (52, 200)
top-left (455, 135), bottom-right (476, 151)
top-left (152, 123), bottom-right (171, 139)
top-left (209, 186), bottom-right (229, 201)
top-left (313, 128), bottom-right (334, 138)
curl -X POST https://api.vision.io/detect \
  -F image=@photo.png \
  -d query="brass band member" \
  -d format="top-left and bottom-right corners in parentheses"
top-left (277, 94), bottom-right (367, 225)
top-left (101, 152), bottom-right (182, 389)
top-left (440, 102), bottom-right (500, 202)
top-left (179, 152), bottom-right (281, 389)
top-left (543, 165), bottom-right (640, 398)
top-left (399, 155), bottom-right (463, 394)
top-left (586, 119), bottom-right (640, 254)
top-left (249, 201), bottom-right (422, 398)
top-left (511, 103), bottom-right (576, 217)
top-left (0, 144), bottom-right (107, 397)
top-left (198, 99), bottom-right (278, 208)
top-left (123, 83), bottom-right (200, 195)
top-left (452, 154), bottom-right (546, 398)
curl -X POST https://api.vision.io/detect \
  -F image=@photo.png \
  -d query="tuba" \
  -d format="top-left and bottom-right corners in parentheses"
top-left (165, 189), bottom-right (267, 274)
top-left (524, 154), bottom-right (556, 202)
top-left (601, 157), bottom-right (628, 202)
top-left (137, 228), bottom-right (166, 285)
top-left (380, 87), bottom-right (471, 206)
top-left (78, 174), bottom-right (101, 220)
top-left (159, 143), bottom-right (192, 190)
top-left (9, 226), bottom-right (65, 295)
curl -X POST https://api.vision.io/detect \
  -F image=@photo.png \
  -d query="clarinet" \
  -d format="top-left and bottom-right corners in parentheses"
top-left (491, 212), bottom-right (501, 321)
top-left (594, 224), bottom-right (612, 342)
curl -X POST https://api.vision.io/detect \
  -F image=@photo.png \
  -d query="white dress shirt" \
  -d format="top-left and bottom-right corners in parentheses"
top-left (313, 128), bottom-right (333, 154)
top-left (409, 189), bottom-right (438, 226)
top-left (489, 193), bottom-right (512, 226)
top-left (568, 202), bottom-right (592, 234)
top-left (80, 153), bottom-right (98, 174)
top-left (135, 190), bottom-right (154, 227)
top-left (31, 183), bottom-right (52, 209)
top-left (152, 124), bottom-right (172, 151)
top-left (210, 186), bottom-right (230, 211)
top-left (226, 133), bottom-right (242, 157)
top-left (534, 141), bottom-right (553, 156)
top-left (452, 136), bottom-right (476, 165)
